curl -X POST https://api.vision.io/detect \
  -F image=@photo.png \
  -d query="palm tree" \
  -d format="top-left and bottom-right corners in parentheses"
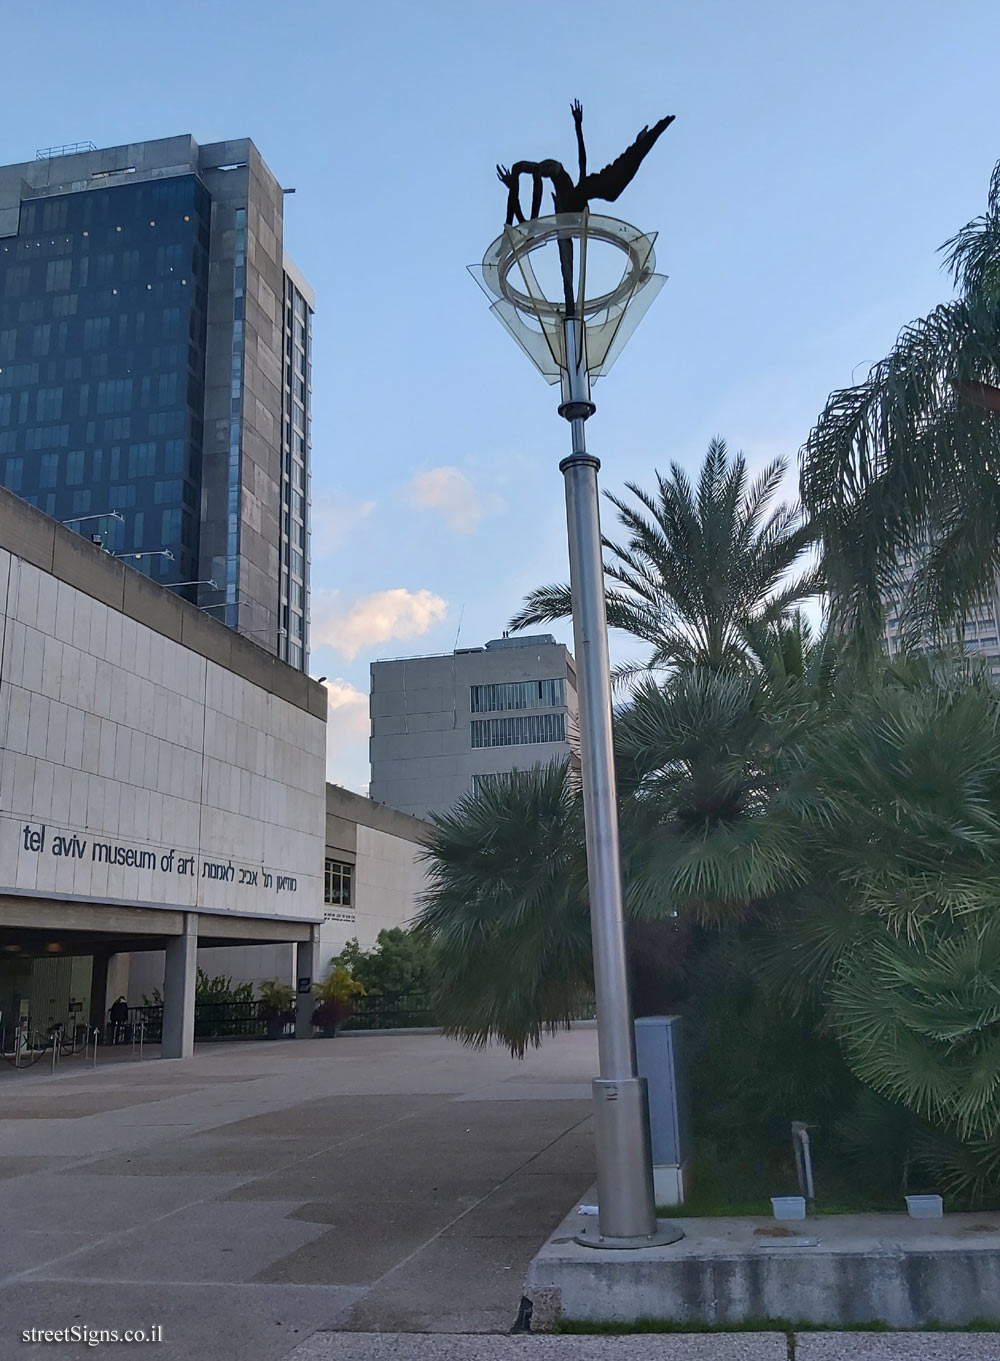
top-left (761, 658), bottom-right (1000, 1167)
top-left (510, 437), bottom-right (820, 680)
top-left (415, 762), bottom-right (593, 1056)
top-left (800, 160), bottom-right (1000, 653)
top-left (414, 664), bottom-right (812, 1053)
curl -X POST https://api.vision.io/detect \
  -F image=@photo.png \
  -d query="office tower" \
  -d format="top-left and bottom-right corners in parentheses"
top-left (885, 550), bottom-right (1000, 680)
top-left (369, 633), bottom-right (578, 818)
top-left (0, 135), bottom-right (312, 668)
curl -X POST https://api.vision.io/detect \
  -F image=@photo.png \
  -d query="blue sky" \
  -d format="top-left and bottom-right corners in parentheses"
top-left (5, 1), bottom-right (1000, 790)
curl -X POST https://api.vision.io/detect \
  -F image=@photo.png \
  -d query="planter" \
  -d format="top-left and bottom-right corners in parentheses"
top-left (771, 1196), bottom-right (806, 1220)
top-left (311, 1001), bottom-right (352, 1035)
top-left (906, 1194), bottom-right (943, 1218)
top-left (265, 1017), bottom-right (287, 1040)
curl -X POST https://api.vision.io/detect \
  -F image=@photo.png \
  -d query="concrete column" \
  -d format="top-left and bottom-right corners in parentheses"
top-left (161, 914), bottom-right (198, 1059)
top-left (295, 926), bottom-right (323, 1039)
top-left (89, 952), bottom-right (111, 1033)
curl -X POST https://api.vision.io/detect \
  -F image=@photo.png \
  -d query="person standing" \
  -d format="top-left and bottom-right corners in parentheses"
top-left (108, 996), bottom-right (129, 1045)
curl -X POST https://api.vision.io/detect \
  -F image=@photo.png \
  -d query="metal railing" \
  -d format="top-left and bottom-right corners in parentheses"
top-left (126, 1001), bottom-right (295, 1043)
top-left (341, 993), bottom-right (438, 1031)
top-left (35, 141), bottom-right (97, 160)
top-left (0, 1021), bottom-right (102, 1070)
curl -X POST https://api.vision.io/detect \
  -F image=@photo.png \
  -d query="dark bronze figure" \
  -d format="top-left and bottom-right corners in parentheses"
top-left (497, 101), bottom-right (674, 227)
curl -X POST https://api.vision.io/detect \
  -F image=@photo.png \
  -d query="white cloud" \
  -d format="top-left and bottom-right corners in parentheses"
top-left (310, 489), bottom-right (376, 558)
top-left (405, 465), bottom-right (502, 535)
top-left (321, 677), bottom-right (371, 791)
top-left (312, 587), bottom-right (448, 662)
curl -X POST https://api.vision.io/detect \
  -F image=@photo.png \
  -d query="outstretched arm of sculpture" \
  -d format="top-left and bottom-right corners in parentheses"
top-left (571, 99), bottom-right (586, 181)
top-left (581, 114), bottom-right (675, 204)
top-left (497, 165), bottom-right (525, 225)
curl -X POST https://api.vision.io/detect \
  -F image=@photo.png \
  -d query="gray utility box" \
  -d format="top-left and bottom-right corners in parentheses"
top-left (634, 1015), bottom-right (689, 1206)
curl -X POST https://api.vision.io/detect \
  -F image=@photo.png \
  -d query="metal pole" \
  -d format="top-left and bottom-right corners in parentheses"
top-left (559, 316), bottom-right (660, 1244)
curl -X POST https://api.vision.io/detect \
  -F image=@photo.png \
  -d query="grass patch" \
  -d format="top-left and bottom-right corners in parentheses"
top-left (659, 1157), bottom-right (907, 1219)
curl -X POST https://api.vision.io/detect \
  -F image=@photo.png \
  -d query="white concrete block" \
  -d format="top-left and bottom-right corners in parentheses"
top-left (44, 700), bottom-right (68, 766)
top-left (54, 581), bottom-right (76, 643)
top-left (33, 571), bottom-right (56, 638)
top-left (5, 685), bottom-right (30, 755)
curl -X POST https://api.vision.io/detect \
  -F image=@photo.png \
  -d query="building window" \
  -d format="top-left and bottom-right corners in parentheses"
top-left (35, 387), bottom-right (63, 421)
top-left (470, 679), bottom-right (566, 713)
top-left (324, 859), bottom-right (354, 906)
top-left (38, 453), bottom-right (59, 488)
top-left (160, 507), bottom-right (181, 543)
top-left (96, 378), bottom-right (133, 413)
top-left (471, 713), bottom-right (567, 748)
top-left (65, 449), bottom-right (85, 485)
top-left (45, 259), bottom-right (72, 292)
top-left (154, 478), bottom-right (181, 503)
top-left (472, 772), bottom-right (513, 794)
top-left (128, 443), bottom-right (157, 478)
top-left (83, 316), bottom-right (111, 350)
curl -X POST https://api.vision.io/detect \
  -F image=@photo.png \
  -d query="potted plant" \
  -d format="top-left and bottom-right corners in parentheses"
top-left (311, 964), bottom-right (365, 1037)
top-left (258, 979), bottom-right (296, 1040)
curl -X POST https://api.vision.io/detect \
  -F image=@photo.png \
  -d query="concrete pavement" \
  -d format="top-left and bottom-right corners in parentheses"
top-left (1, 1029), bottom-right (998, 1360)
top-left (284, 1337), bottom-right (1000, 1361)
top-left (0, 1029), bottom-right (596, 1359)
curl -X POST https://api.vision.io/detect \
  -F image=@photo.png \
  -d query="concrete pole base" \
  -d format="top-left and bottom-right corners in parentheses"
top-left (574, 1217), bottom-right (685, 1250)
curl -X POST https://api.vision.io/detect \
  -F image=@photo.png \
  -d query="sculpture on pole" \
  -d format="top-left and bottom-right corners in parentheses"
top-left (497, 101), bottom-right (674, 226)
top-left (475, 107), bottom-right (682, 1246)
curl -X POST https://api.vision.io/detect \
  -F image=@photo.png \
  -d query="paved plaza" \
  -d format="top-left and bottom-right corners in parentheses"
top-left (0, 1030), bottom-right (996, 1360)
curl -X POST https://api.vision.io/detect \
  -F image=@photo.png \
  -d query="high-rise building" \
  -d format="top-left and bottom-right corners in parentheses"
top-left (0, 136), bottom-right (312, 669)
top-left (369, 634), bottom-right (578, 818)
top-left (884, 550), bottom-right (1000, 681)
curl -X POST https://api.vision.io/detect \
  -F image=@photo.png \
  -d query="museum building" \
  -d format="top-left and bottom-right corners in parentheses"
top-left (0, 485), bottom-right (328, 1056)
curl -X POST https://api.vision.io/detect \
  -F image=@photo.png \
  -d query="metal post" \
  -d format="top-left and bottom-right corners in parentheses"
top-left (559, 317), bottom-right (676, 1247)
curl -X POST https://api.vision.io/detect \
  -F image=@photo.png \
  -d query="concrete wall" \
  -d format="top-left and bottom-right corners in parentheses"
top-left (318, 783), bottom-right (431, 959)
top-left (198, 139), bottom-right (290, 651)
top-left (0, 495), bottom-right (326, 923)
top-left (167, 784), bottom-right (433, 993)
top-left (317, 820), bottom-right (429, 962)
top-left (127, 941), bottom-right (294, 1006)
top-left (369, 639), bottom-right (578, 818)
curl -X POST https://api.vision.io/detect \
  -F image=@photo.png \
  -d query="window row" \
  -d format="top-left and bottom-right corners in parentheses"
top-left (470, 678), bottom-right (566, 713)
top-left (470, 713), bottom-right (567, 749)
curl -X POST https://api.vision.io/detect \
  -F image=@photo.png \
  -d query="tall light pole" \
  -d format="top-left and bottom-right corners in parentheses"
top-left (472, 209), bottom-right (681, 1247)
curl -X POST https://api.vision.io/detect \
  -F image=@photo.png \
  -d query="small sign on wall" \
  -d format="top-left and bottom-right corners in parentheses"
top-left (297, 976), bottom-right (312, 994)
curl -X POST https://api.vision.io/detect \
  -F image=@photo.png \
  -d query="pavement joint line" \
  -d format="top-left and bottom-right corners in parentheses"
top-left (345, 1112), bottom-right (596, 1307)
top-left (0, 1085), bottom-right (451, 1183)
top-left (1, 1181), bottom-right (253, 1287)
top-left (1, 1091), bottom-right (580, 1290)
top-left (14, 1276), bottom-right (368, 1291)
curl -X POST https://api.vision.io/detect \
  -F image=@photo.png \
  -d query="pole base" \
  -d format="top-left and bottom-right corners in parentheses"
top-left (574, 1218), bottom-right (685, 1250)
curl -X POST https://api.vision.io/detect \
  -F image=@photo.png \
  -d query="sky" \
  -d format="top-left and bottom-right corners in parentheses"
top-left (4, 0), bottom-right (1000, 791)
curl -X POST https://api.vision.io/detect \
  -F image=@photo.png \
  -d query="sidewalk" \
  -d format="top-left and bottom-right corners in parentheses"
top-left (0, 1029), bottom-right (596, 1359)
top-left (1, 1030), bottom-right (997, 1361)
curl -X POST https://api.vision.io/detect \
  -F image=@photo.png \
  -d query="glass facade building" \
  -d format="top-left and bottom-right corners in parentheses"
top-left (0, 136), bottom-right (313, 668)
top-left (0, 177), bottom-right (210, 582)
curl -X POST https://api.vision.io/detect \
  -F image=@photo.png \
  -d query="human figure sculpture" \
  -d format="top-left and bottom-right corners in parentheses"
top-left (497, 101), bottom-right (675, 227)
